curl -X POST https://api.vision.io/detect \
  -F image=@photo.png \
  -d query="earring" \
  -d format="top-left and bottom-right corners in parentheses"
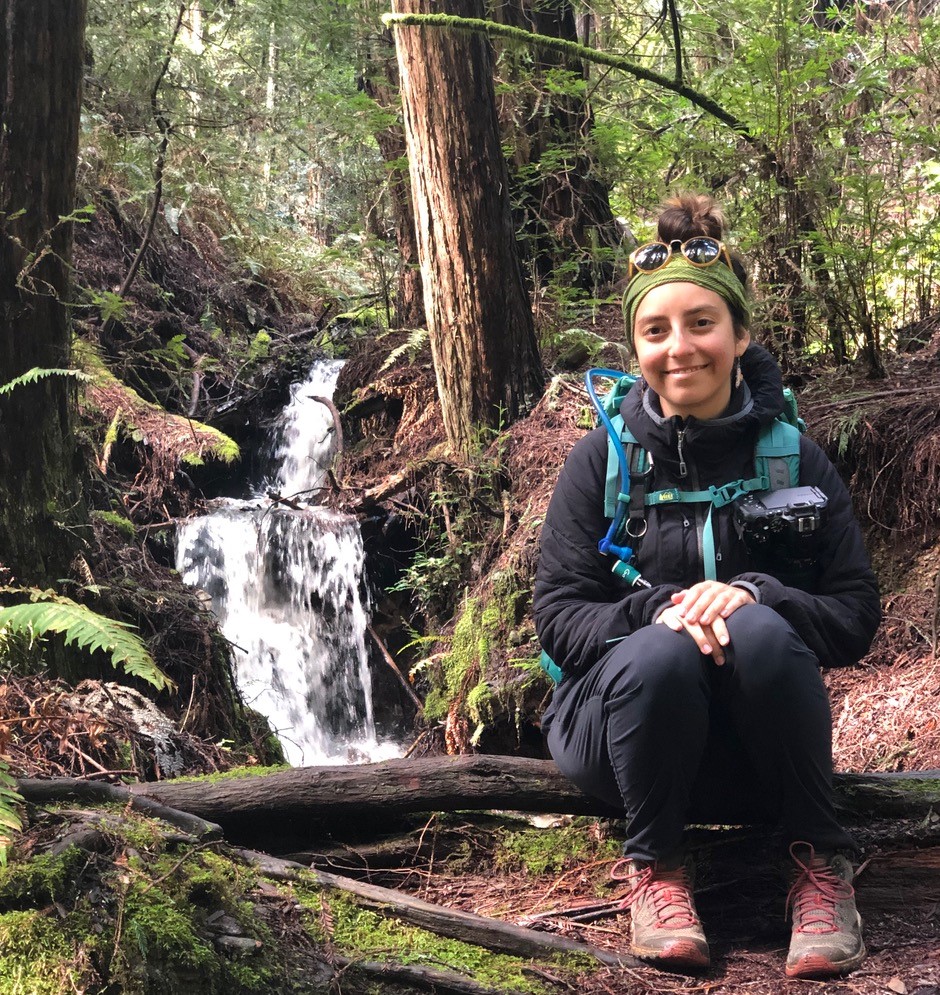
top-left (733, 356), bottom-right (743, 387)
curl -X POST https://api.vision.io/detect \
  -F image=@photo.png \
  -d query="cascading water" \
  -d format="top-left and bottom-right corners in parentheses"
top-left (176, 361), bottom-right (400, 766)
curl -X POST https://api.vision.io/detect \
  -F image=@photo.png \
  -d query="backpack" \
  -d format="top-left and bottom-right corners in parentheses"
top-left (538, 368), bottom-right (804, 685)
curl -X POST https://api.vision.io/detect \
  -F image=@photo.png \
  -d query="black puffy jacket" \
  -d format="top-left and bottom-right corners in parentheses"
top-left (534, 346), bottom-right (881, 679)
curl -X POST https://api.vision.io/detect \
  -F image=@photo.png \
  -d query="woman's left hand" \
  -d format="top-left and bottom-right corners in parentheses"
top-left (656, 582), bottom-right (755, 666)
top-left (671, 581), bottom-right (755, 627)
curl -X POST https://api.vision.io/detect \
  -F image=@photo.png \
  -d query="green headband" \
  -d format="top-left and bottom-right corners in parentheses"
top-left (622, 256), bottom-right (750, 336)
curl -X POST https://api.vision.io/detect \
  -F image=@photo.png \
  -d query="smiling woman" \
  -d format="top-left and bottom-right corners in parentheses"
top-left (534, 194), bottom-right (882, 980)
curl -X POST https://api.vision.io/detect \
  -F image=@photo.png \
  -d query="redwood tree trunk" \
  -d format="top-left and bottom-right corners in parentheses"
top-left (391, 0), bottom-right (545, 455)
top-left (360, 37), bottom-right (426, 329)
top-left (0, 0), bottom-right (87, 584)
top-left (496, 0), bottom-right (620, 289)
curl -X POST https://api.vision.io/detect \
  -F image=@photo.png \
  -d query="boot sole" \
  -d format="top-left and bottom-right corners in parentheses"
top-left (785, 943), bottom-right (867, 979)
top-left (631, 938), bottom-right (710, 972)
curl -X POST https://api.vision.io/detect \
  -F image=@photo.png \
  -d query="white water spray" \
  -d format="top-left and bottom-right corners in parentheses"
top-left (176, 362), bottom-right (400, 766)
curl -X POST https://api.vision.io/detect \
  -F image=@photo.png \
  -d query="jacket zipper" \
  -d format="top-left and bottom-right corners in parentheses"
top-left (676, 428), bottom-right (688, 478)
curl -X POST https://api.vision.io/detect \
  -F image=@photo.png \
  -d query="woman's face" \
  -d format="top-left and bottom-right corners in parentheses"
top-left (633, 281), bottom-right (750, 421)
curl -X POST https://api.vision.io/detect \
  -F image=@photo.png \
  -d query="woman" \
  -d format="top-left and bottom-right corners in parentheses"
top-left (533, 194), bottom-right (881, 978)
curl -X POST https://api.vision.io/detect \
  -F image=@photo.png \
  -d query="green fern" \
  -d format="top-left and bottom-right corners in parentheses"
top-left (0, 367), bottom-right (91, 397)
top-left (380, 328), bottom-right (430, 371)
top-left (0, 595), bottom-right (173, 692)
top-left (0, 761), bottom-right (24, 867)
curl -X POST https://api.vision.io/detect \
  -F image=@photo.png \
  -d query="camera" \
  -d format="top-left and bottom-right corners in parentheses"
top-left (734, 486), bottom-right (828, 560)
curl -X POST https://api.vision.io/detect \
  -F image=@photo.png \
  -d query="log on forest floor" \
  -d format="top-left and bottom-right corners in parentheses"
top-left (116, 757), bottom-right (940, 836)
top-left (238, 848), bottom-right (636, 969)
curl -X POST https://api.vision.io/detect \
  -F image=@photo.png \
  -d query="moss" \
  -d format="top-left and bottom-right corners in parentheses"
top-left (123, 886), bottom-right (217, 969)
top-left (167, 763), bottom-right (290, 785)
top-left (0, 846), bottom-right (84, 907)
top-left (0, 910), bottom-right (82, 994)
top-left (297, 888), bottom-right (549, 994)
top-left (425, 571), bottom-right (532, 730)
top-left (91, 508), bottom-right (137, 539)
top-left (495, 824), bottom-right (621, 878)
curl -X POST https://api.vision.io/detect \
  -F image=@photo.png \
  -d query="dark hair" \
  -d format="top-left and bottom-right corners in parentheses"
top-left (657, 193), bottom-right (749, 335)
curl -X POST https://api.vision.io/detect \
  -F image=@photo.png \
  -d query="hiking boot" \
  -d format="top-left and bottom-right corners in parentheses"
top-left (612, 857), bottom-right (709, 971)
top-left (785, 842), bottom-right (865, 979)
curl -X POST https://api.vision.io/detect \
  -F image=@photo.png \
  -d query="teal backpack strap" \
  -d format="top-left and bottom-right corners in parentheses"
top-left (539, 650), bottom-right (564, 685)
top-left (755, 418), bottom-right (801, 489)
top-left (604, 413), bottom-right (641, 519)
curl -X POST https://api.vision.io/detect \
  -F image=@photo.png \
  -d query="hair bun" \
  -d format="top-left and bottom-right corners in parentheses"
top-left (657, 193), bottom-right (724, 243)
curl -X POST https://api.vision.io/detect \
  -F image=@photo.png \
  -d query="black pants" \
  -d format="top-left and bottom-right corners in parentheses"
top-left (541, 604), bottom-right (854, 861)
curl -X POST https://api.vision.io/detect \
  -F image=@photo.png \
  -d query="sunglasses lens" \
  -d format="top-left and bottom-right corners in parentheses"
top-left (682, 237), bottom-right (721, 265)
top-left (633, 243), bottom-right (670, 272)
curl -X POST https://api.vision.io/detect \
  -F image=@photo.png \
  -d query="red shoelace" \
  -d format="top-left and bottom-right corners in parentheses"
top-left (611, 858), bottom-right (699, 929)
top-left (786, 841), bottom-right (855, 935)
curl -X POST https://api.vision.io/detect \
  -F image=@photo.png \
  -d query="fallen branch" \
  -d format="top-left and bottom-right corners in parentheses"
top-left (237, 848), bottom-right (636, 968)
top-left (18, 777), bottom-right (222, 840)
top-left (369, 623), bottom-right (425, 712)
top-left (333, 955), bottom-right (523, 995)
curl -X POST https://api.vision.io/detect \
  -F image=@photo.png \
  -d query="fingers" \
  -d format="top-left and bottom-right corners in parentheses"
top-left (670, 582), bottom-right (755, 626)
top-left (656, 606), bottom-right (728, 665)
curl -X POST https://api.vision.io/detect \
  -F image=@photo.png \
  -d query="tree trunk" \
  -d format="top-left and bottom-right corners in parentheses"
top-left (495, 0), bottom-right (620, 290)
top-left (360, 34), bottom-right (426, 329)
top-left (0, 0), bottom-right (87, 586)
top-left (391, 0), bottom-right (545, 456)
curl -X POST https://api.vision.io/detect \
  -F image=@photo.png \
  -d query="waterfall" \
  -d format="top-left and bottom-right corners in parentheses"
top-left (176, 361), bottom-right (400, 766)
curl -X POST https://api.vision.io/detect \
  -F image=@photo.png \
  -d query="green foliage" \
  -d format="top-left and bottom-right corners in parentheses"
top-left (0, 591), bottom-right (173, 692)
top-left (419, 571), bottom-right (529, 740)
top-left (0, 367), bottom-right (91, 397)
top-left (379, 327), bottom-right (430, 371)
top-left (0, 845), bottom-right (83, 904)
top-left (86, 288), bottom-right (129, 325)
top-left (0, 764), bottom-right (23, 869)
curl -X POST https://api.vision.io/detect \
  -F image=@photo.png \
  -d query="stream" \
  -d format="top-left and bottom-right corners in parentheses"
top-left (176, 361), bottom-right (401, 766)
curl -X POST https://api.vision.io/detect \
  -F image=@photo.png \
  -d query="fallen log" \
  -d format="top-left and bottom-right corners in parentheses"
top-left (237, 848), bottom-right (636, 969)
top-left (121, 757), bottom-right (940, 834)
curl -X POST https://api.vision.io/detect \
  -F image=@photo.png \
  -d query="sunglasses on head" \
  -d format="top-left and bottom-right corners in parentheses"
top-left (628, 237), bottom-right (732, 281)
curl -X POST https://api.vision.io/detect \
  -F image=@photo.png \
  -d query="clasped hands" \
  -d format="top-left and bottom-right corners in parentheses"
top-left (655, 581), bottom-right (755, 666)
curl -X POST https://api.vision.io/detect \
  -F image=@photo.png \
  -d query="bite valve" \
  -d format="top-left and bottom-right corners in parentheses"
top-left (611, 559), bottom-right (651, 588)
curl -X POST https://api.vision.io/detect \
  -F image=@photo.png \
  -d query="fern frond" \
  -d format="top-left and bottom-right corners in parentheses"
top-left (0, 367), bottom-right (91, 397)
top-left (0, 762), bottom-right (24, 867)
top-left (380, 328), bottom-right (430, 371)
top-left (0, 597), bottom-right (174, 692)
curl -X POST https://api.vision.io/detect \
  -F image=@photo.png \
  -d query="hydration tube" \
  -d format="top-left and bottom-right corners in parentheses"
top-left (584, 368), bottom-right (633, 561)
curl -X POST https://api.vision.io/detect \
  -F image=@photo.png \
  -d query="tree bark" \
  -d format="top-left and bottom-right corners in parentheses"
top-left (390, 0), bottom-right (545, 456)
top-left (360, 34), bottom-right (426, 329)
top-left (0, 0), bottom-right (87, 585)
top-left (123, 756), bottom-right (940, 834)
top-left (495, 0), bottom-right (620, 289)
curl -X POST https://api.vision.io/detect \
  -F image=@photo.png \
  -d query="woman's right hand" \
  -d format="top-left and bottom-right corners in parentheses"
top-left (656, 604), bottom-right (729, 665)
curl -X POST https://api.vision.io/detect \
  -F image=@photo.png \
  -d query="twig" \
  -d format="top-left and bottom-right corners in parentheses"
top-left (368, 624), bottom-right (424, 712)
top-left (116, 4), bottom-right (187, 301)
